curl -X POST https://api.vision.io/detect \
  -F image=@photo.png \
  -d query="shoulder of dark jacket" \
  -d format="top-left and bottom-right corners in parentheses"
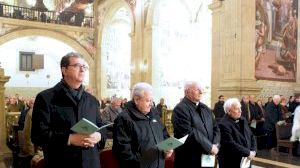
top-left (197, 102), bottom-right (211, 112)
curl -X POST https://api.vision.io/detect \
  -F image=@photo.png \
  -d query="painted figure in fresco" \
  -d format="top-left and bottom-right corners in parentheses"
top-left (255, 13), bottom-right (266, 69)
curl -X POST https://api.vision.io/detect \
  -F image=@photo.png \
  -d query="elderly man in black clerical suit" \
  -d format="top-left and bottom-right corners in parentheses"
top-left (218, 98), bottom-right (257, 168)
top-left (112, 82), bottom-right (173, 168)
top-left (172, 81), bottom-right (220, 168)
top-left (263, 95), bottom-right (282, 149)
top-left (31, 52), bottom-right (105, 168)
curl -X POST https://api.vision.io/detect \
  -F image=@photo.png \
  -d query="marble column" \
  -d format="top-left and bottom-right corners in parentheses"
top-left (143, 26), bottom-right (152, 83)
top-left (0, 68), bottom-right (10, 161)
top-left (130, 0), bottom-right (152, 85)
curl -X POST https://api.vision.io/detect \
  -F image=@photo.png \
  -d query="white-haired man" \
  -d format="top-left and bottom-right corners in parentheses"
top-left (172, 81), bottom-right (220, 168)
top-left (112, 82), bottom-right (173, 168)
top-left (263, 95), bottom-right (282, 149)
top-left (218, 98), bottom-right (256, 168)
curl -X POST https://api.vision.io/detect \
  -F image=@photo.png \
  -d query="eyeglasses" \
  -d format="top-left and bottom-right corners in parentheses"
top-left (68, 63), bottom-right (89, 71)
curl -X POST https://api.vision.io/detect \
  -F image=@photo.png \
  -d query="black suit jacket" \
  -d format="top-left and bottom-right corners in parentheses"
top-left (113, 101), bottom-right (169, 168)
top-left (218, 115), bottom-right (257, 168)
top-left (172, 97), bottom-right (220, 168)
top-left (31, 81), bottom-right (105, 168)
top-left (213, 101), bottom-right (225, 121)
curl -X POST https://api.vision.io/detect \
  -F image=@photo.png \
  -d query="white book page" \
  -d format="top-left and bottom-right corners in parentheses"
top-left (178, 134), bottom-right (188, 143)
top-left (240, 157), bottom-right (251, 168)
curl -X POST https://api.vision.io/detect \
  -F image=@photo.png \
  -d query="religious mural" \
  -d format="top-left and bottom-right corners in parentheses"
top-left (255, 0), bottom-right (298, 81)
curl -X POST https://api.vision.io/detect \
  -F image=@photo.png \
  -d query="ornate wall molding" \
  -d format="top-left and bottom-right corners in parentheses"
top-left (0, 17), bottom-right (95, 59)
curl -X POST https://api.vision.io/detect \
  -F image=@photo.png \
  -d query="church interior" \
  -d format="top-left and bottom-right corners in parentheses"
top-left (0, 0), bottom-right (300, 167)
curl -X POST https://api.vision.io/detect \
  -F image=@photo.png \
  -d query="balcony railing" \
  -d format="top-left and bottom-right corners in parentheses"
top-left (0, 3), bottom-right (94, 28)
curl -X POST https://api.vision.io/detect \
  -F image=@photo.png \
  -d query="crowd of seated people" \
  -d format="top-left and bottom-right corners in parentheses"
top-left (5, 94), bottom-right (26, 112)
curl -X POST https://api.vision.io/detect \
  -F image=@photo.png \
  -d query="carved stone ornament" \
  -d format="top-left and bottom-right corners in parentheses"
top-left (65, 31), bottom-right (96, 58)
top-left (0, 23), bottom-right (20, 36)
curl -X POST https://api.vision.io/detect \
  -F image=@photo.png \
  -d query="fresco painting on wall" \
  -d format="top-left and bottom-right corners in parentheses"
top-left (255, 0), bottom-right (298, 81)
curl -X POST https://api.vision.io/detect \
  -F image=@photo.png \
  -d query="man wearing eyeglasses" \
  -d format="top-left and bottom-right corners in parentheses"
top-left (172, 81), bottom-right (220, 168)
top-left (31, 52), bottom-right (105, 168)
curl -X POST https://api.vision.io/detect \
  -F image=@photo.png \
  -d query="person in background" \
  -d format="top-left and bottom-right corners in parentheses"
top-left (287, 96), bottom-right (295, 109)
top-left (264, 96), bottom-right (273, 107)
top-left (156, 98), bottom-right (167, 118)
top-left (213, 95), bottom-right (225, 123)
top-left (100, 97), bottom-right (110, 109)
top-left (15, 93), bottom-right (26, 111)
top-left (121, 98), bottom-right (128, 109)
top-left (249, 95), bottom-right (265, 135)
top-left (18, 99), bottom-right (32, 131)
top-left (113, 82), bottom-right (173, 168)
top-left (241, 96), bottom-right (252, 123)
top-left (263, 95), bottom-right (282, 149)
top-left (101, 97), bottom-right (122, 138)
top-left (7, 97), bottom-right (23, 112)
top-left (172, 81), bottom-right (220, 168)
top-left (256, 99), bottom-right (265, 115)
top-left (101, 97), bottom-right (122, 124)
top-left (19, 97), bottom-right (35, 168)
top-left (218, 98), bottom-right (257, 168)
top-left (31, 52), bottom-right (105, 168)
top-left (281, 97), bottom-right (292, 123)
top-left (289, 94), bottom-right (300, 113)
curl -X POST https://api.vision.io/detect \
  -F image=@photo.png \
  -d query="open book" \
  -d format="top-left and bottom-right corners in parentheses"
top-left (240, 157), bottom-right (251, 168)
top-left (71, 118), bottom-right (113, 134)
top-left (156, 135), bottom-right (188, 151)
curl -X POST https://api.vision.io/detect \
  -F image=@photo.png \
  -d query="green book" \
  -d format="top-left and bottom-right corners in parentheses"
top-left (156, 134), bottom-right (188, 151)
top-left (71, 118), bottom-right (113, 135)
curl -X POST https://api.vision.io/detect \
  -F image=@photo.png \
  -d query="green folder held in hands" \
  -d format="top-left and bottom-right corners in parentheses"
top-left (156, 134), bottom-right (188, 151)
top-left (71, 118), bottom-right (113, 135)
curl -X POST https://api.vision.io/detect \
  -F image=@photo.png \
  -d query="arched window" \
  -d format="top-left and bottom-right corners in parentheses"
top-left (152, 0), bottom-right (212, 108)
top-left (101, 7), bottom-right (132, 99)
